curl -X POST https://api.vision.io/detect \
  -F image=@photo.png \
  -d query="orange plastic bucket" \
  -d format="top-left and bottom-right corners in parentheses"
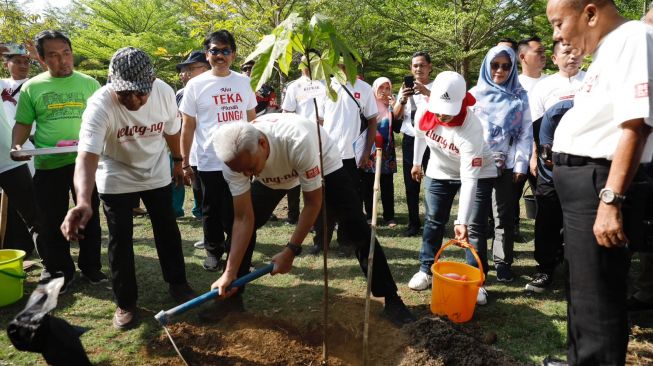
top-left (430, 240), bottom-right (485, 323)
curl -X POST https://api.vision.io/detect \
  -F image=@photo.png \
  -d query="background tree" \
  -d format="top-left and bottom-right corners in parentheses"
top-left (66, 0), bottom-right (196, 85)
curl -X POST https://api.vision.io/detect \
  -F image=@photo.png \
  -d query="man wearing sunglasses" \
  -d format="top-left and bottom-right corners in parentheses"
top-left (61, 47), bottom-right (197, 330)
top-left (179, 30), bottom-right (257, 271)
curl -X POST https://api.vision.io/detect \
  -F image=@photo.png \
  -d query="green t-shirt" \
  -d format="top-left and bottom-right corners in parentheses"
top-left (15, 71), bottom-right (100, 170)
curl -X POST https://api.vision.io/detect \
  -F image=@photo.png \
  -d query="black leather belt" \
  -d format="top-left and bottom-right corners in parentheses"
top-left (552, 152), bottom-right (611, 167)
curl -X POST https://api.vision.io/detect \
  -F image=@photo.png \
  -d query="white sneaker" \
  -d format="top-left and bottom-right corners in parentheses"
top-left (477, 287), bottom-right (488, 305)
top-left (193, 241), bottom-right (205, 249)
top-left (408, 271), bottom-right (432, 291)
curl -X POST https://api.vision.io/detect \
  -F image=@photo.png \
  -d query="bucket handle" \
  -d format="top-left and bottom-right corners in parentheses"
top-left (434, 239), bottom-right (485, 284)
top-left (0, 268), bottom-right (27, 280)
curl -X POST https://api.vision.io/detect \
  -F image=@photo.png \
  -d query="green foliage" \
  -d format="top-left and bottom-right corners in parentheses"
top-left (67, 0), bottom-right (197, 86)
top-left (245, 13), bottom-right (360, 101)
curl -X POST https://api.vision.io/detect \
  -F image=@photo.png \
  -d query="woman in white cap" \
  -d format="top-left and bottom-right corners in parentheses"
top-left (407, 71), bottom-right (496, 305)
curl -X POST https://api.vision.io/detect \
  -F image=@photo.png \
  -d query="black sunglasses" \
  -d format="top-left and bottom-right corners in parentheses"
top-left (490, 62), bottom-right (512, 71)
top-left (208, 47), bottom-right (233, 56)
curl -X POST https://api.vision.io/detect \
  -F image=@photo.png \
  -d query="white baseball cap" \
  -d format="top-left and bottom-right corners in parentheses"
top-left (427, 71), bottom-right (467, 116)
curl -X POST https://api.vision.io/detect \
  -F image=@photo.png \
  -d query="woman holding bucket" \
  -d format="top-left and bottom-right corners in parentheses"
top-left (407, 71), bottom-right (496, 305)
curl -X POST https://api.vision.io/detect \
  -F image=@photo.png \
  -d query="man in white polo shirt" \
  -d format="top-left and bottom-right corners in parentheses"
top-left (309, 60), bottom-right (378, 255)
top-left (179, 30), bottom-right (257, 271)
top-left (524, 40), bottom-right (585, 294)
top-left (207, 113), bottom-right (416, 326)
top-left (547, 0), bottom-right (653, 364)
top-left (280, 51), bottom-right (326, 225)
top-left (61, 47), bottom-right (196, 330)
top-left (393, 51), bottom-right (433, 237)
top-left (529, 41), bottom-right (585, 122)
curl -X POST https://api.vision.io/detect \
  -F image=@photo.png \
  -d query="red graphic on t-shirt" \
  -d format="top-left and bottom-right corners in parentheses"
top-left (471, 158), bottom-right (482, 167)
top-left (213, 91), bottom-right (246, 123)
top-left (354, 92), bottom-right (361, 99)
top-left (635, 83), bottom-right (649, 98)
top-left (305, 166), bottom-right (320, 178)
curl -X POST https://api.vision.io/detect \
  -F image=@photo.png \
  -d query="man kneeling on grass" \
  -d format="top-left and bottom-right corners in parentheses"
top-left (206, 113), bottom-right (416, 326)
top-left (61, 47), bottom-right (196, 330)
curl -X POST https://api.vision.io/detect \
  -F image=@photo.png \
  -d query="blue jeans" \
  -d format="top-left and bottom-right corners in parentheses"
top-left (419, 178), bottom-right (494, 276)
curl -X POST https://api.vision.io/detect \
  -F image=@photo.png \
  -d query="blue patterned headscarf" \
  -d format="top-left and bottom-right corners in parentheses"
top-left (473, 45), bottom-right (529, 149)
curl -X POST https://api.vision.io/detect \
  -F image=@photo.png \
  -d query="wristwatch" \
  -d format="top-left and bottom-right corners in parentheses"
top-left (598, 188), bottom-right (626, 205)
top-left (286, 242), bottom-right (302, 256)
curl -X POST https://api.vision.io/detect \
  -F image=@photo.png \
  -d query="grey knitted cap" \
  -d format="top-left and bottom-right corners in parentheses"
top-left (108, 47), bottom-right (154, 93)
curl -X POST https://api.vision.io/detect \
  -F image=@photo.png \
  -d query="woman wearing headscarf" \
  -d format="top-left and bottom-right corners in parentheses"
top-left (470, 45), bottom-right (532, 283)
top-left (406, 71), bottom-right (496, 305)
top-left (360, 77), bottom-right (400, 227)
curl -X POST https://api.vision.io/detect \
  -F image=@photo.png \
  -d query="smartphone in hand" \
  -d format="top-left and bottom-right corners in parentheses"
top-left (403, 75), bottom-right (415, 89)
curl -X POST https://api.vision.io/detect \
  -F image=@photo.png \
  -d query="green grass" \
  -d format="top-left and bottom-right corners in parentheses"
top-left (0, 146), bottom-right (649, 365)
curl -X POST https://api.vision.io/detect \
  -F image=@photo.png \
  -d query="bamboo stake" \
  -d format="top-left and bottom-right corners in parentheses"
top-left (362, 148), bottom-right (382, 366)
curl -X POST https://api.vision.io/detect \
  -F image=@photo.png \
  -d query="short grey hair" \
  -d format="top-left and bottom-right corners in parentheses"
top-left (213, 122), bottom-right (262, 163)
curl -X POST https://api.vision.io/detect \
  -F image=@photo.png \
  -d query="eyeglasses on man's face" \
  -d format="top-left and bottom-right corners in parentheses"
top-left (208, 47), bottom-right (233, 56)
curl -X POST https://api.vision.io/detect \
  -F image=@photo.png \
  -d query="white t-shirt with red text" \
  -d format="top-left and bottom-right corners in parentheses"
top-left (222, 113), bottom-right (342, 196)
top-left (530, 71), bottom-right (585, 121)
top-left (553, 21), bottom-right (653, 162)
top-left (323, 79), bottom-right (378, 159)
top-left (399, 81), bottom-right (433, 137)
top-left (179, 71), bottom-right (257, 171)
top-left (413, 106), bottom-right (497, 180)
top-left (78, 79), bottom-right (180, 194)
top-left (282, 75), bottom-right (326, 121)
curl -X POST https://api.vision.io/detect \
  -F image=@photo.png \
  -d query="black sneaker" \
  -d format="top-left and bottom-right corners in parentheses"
top-left (382, 296), bottom-right (417, 326)
top-left (81, 270), bottom-right (109, 285)
top-left (337, 245), bottom-right (354, 257)
top-left (496, 264), bottom-right (514, 283)
top-left (308, 244), bottom-right (322, 255)
top-left (525, 273), bottom-right (552, 293)
top-left (542, 356), bottom-right (568, 366)
top-left (169, 282), bottom-right (198, 304)
top-left (198, 294), bottom-right (245, 323)
top-left (402, 226), bottom-right (420, 237)
top-left (203, 254), bottom-right (220, 272)
top-left (59, 276), bottom-right (75, 295)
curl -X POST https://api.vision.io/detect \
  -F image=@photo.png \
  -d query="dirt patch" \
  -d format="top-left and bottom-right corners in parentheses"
top-left (146, 297), bottom-right (408, 366)
top-left (399, 317), bottom-right (523, 366)
top-left (144, 296), bottom-right (653, 366)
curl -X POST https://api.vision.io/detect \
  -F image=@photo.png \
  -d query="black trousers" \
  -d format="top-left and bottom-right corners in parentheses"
top-left (286, 185), bottom-right (300, 222)
top-left (198, 170), bottom-right (234, 256)
top-left (313, 158), bottom-right (361, 247)
top-left (100, 184), bottom-right (188, 308)
top-left (513, 172), bottom-right (537, 230)
top-left (33, 164), bottom-right (102, 280)
top-left (401, 135), bottom-right (429, 229)
top-left (534, 176), bottom-right (563, 274)
top-left (240, 168), bottom-right (399, 298)
top-left (554, 163), bottom-right (634, 366)
top-left (0, 164), bottom-right (44, 258)
top-left (361, 172), bottom-right (395, 221)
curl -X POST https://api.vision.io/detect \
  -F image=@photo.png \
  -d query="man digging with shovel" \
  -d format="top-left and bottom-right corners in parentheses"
top-left (205, 113), bottom-right (416, 326)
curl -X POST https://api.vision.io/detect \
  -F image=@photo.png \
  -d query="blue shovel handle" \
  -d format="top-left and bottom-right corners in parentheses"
top-left (155, 263), bottom-right (274, 325)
